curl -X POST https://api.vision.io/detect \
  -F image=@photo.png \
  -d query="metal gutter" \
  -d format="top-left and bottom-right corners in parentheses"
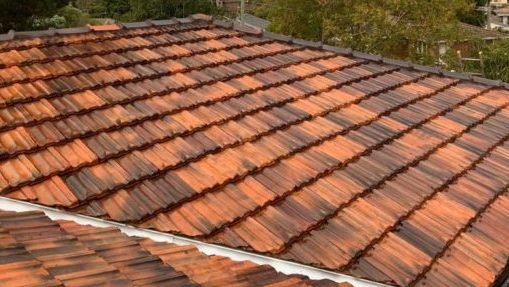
top-left (0, 196), bottom-right (389, 287)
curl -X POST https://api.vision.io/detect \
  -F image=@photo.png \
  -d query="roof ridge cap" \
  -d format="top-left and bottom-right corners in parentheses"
top-left (260, 29), bottom-right (509, 88)
top-left (0, 13), bottom-right (213, 42)
top-left (212, 18), bottom-right (263, 36)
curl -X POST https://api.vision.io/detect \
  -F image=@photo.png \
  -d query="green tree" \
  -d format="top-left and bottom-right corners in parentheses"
top-left (256, 0), bottom-right (322, 41)
top-left (31, 15), bottom-right (67, 30)
top-left (88, 0), bottom-right (131, 18)
top-left (57, 5), bottom-right (93, 27)
top-left (481, 39), bottom-right (509, 83)
top-left (458, 0), bottom-right (487, 26)
top-left (86, 0), bottom-right (224, 21)
top-left (0, 0), bottom-right (70, 32)
top-left (19, 4), bottom-right (93, 31)
top-left (258, 0), bottom-right (474, 63)
top-left (123, 0), bottom-right (219, 21)
top-left (71, 0), bottom-right (95, 12)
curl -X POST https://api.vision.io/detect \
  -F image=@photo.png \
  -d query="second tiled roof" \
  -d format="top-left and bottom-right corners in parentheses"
top-left (0, 209), bottom-right (344, 286)
top-left (0, 15), bottom-right (508, 287)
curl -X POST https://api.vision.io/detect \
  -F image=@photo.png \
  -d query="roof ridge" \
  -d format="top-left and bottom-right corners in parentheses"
top-left (0, 13), bottom-right (215, 41)
top-left (213, 18), bottom-right (509, 89)
top-left (1, 12), bottom-right (507, 89)
top-left (256, 25), bottom-right (509, 89)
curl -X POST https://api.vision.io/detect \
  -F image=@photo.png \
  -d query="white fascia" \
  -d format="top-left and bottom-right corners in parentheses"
top-left (0, 196), bottom-right (388, 287)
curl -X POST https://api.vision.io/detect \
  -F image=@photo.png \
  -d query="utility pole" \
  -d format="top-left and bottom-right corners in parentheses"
top-left (240, 0), bottom-right (245, 24)
top-left (486, 0), bottom-right (491, 30)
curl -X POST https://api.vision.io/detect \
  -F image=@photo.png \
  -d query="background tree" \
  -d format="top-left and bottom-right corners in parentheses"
top-left (0, 0), bottom-right (70, 31)
top-left (257, 0), bottom-right (475, 63)
top-left (480, 39), bottom-right (509, 83)
top-left (86, 0), bottom-right (131, 18)
top-left (458, 0), bottom-right (488, 26)
top-left (255, 0), bottom-right (322, 41)
top-left (0, 0), bottom-right (226, 32)
top-left (442, 38), bottom-right (509, 83)
top-left (83, 0), bottom-right (224, 21)
top-left (123, 0), bottom-right (224, 21)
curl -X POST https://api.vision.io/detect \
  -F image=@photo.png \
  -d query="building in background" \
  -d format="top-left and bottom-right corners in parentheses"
top-left (438, 22), bottom-right (509, 57)
top-left (491, 0), bottom-right (509, 7)
top-left (491, 7), bottom-right (509, 30)
top-left (215, 0), bottom-right (255, 15)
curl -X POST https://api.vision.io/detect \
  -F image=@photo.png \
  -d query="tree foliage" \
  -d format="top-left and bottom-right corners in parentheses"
top-left (87, 0), bottom-right (224, 21)
top-left (85, 0), bottom-right (131, 18)
top-left (57, 5), bottom-right (94, 27)
top-left (256, 0), bottom-right (322, 41)
top-left (0, 0), bottom-right (70, 31)
top-left (31, 15), bottom-right (67, 30)
top-left (0, 0), bottom-right (225, 32)
top-left (28, 4), bottom-right (93, 31)
top-left (257, 0), bottom-right (475, 62)
top-left (458, 0), bottom-right (487, 26)
top-left (481, 40), bottom-right (509, 83)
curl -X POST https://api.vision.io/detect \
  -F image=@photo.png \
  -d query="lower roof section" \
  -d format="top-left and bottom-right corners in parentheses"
top-left (0, 196), bottom-right (383, 287)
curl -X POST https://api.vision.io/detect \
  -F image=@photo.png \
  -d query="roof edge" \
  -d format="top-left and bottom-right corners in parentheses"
top-left (0, 196), bottom-right (388, 287)
top-left (2, 13), bottom-right (507, 89)
top-left (259, 27), bottom-right (509, 89)
top-left (495, 262), bottom-right (509, 287)
top-left (0, 13), bottom-right (215, 41)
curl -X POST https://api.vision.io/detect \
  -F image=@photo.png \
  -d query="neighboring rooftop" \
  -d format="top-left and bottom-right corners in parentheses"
top-left (490, 7), bottom-right (509, 31)
top-left (494, 7), bottom-right (509, 16)
top-left (218, 0), bottom-right (255, 15)
top-left (458, 21), bottom-right (508, 39)
top-left (239, 14), bottom-right (270, 30)
top-left (0, 14), bottom-right (507, 287)
top-left (0, 209), bottom-right (347, 287)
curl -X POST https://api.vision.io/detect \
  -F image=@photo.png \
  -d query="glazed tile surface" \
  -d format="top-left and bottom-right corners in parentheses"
top-left (0, 16), bottom-right (508, 286)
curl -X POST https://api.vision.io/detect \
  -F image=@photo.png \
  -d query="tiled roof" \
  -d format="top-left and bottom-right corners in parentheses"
top-left (0, 14), bottom-right (507, 287)
top-left (458, 22), bottom-right (509, 40)
top-left (495, 7), bottom-right (509, 16)
top-left (0, 209), bottom-right (347, 287)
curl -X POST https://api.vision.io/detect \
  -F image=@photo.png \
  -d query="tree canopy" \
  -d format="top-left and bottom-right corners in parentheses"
top-left (256, 0), bottom-right (476, 62)
top-left (481, 39), bottom-right (509, 83)
top-left (0, 0), bottom-right (225, 32)
top-left (0, 0), bottom-right (70, 31)
top-left (458, 0), bottom-right (487, 26)
top-left (84, 0), bottom-right (225, 21)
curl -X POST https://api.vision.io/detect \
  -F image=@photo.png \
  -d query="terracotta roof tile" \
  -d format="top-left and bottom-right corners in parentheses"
top-left (0, 15), bottom-right (507, 286)
top-left (0, 209), bottom-right (346, 287)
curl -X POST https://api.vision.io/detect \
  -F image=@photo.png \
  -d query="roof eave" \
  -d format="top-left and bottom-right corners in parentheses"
top-left (0, 196), bottom-right (390, 287)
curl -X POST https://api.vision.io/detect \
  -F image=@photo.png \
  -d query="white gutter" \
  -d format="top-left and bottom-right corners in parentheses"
top-left (0, 196), bottom-right (388, 287)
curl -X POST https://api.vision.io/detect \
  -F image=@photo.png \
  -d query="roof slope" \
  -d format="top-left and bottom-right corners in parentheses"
top-left (495, 7), bottom-right (509, 16)
top-left (458, 22), bottom-right (508, 39)
top-left (0, 15), bottom-right (507, 287)
top-left (0, 209), bottom-right (346, 287)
